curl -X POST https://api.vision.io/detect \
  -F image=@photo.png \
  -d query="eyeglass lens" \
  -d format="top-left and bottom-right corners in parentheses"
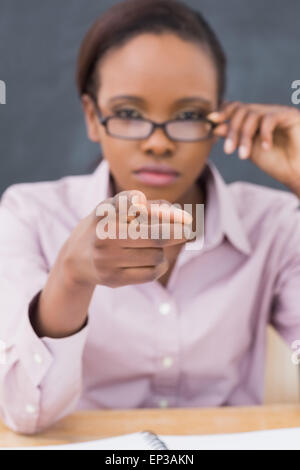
top-left (106, 117), bottom-right (212, 141)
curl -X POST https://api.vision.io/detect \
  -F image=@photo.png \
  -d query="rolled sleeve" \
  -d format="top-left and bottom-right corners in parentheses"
top-left (0, 186), bottom-right (89, 435)
top-left (270, 197), bottom-right (300, 346)
top-left (15, 290), bottom-right (89, 389)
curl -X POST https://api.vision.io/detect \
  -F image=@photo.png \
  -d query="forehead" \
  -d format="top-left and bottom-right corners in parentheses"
top-left (97, 33), bottom-right (218, 108)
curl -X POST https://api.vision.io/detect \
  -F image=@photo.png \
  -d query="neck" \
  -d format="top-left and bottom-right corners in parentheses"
top-left (175, 179), bottom-right (205, 207)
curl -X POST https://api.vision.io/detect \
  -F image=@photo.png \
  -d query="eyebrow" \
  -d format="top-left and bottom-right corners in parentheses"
top-left (107, 95), bottom-right (212, 107)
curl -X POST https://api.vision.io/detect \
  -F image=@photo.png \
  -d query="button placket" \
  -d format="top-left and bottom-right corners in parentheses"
top-left (25, 404), bottom-right (36, 414)
top-left (159, 302), bottom-right (171, 315)
top-left (162, 356), bottom-right (173, 368)
top-left (33, 353), bottom-right (43, 364)
top-left (158, 398), bottom-right (168, 408)
top-left (153, 298), bottom-right (180, 406)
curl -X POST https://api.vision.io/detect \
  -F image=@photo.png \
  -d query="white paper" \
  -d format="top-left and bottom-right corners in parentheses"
top-left (2, 427), bottom-right (300, 450)
top-left (163, 427), bottom-right (300, 450)
top-left (2, 432), bottom-right (152, 450)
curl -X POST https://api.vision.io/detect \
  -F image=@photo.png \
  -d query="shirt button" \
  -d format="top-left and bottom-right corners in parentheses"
top-left (33, 353), bottom-right (43, 364)
top-left (159, 302), bottom-right (171, 315)
top-left (25, 404), bottom-right (36, 414)
top-left (162, 356), bottom-right (173, 368)
top-left (158, 399), bottom-right (168, 408)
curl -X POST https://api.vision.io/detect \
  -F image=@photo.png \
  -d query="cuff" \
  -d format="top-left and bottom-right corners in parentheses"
top-left (14, 290), bottom-right (89, 388)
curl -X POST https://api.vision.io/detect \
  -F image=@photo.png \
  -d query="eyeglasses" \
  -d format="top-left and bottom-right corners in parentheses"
top-left (95, 106), bottom-right (218, 142)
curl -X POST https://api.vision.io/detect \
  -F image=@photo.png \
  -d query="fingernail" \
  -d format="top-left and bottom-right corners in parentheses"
top-left (224, 138), bottom-right (234, 153)
top-left (262, 141), bottom-right (271, 150)
top-left (182, 211), bottom-right (193, 224)
top-left (207, 112), bottom-right (220, 121)
top-left (239, 145), bottom-right (249, 159)
top-left (131, 195), bottom-right (142, 205)
top-left (167, 207), bottom-right (192, 225)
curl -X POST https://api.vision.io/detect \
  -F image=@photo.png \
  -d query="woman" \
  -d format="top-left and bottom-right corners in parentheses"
top-left (1, 0), bottom-right (300, 435)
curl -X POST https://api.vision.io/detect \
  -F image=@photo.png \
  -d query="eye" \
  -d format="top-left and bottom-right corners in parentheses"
top-left (114, 108), bottom-right (142, 119)
top-left (113, 107), bottom-right (206, 121)
top-left (176, 110), bottom-right (206, 120)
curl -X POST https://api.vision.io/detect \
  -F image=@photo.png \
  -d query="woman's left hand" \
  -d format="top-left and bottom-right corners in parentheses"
top-left (207, 102), bottom-right (300, 197)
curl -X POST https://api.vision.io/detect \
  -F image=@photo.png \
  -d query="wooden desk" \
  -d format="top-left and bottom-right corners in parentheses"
top-left (1, 404), bottom-right (300, 448)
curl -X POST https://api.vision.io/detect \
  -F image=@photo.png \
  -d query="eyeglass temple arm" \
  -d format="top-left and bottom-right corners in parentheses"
top-left (94, 107), bottom-right (111, 128)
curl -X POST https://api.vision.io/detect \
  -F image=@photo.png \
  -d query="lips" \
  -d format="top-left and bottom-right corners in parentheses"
top-left (133, 164), bottom-right (180, 176)
top-left (132, 165), bottom-right (180, 186)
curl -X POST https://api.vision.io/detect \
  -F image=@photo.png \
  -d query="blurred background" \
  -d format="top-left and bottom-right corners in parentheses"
top-left (0, 0), bottom-right (299, 196)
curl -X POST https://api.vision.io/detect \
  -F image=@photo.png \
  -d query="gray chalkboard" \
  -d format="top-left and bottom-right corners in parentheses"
top-left (0, 0), bottom-right (299, 195)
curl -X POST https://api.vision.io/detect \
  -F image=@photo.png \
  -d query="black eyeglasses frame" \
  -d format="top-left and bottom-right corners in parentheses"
top-left (94, 106), bottom-right (218, 142)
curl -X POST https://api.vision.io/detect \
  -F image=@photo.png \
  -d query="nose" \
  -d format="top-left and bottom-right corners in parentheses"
top-left (141, 124), bottom-right (175, 156)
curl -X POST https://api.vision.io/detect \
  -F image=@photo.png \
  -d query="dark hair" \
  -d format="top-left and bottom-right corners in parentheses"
top-left (76, 0), bottom-right (227, 108)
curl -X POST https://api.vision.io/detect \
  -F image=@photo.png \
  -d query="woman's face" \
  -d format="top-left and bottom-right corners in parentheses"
top-left (82, 32), bottom-right (220, 204)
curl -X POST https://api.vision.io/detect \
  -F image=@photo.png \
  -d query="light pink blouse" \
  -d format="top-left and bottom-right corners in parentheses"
top-left (0, 158), bottom-right (300, 434)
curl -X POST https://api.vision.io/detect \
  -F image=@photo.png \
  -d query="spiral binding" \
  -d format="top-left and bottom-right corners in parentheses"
top-left (141, 430), bottom-right (169, 450)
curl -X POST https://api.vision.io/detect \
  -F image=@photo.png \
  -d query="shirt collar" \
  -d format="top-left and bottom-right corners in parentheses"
top-left (76, 158), bottom-right (251, 256)
top-left (199, 160), bottom-right (252, 256)
top-left (75, 158), bottom-right (114, 221)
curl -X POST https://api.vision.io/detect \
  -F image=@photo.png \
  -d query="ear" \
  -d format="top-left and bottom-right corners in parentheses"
top-left (81, 94), bottom-right (101, 143)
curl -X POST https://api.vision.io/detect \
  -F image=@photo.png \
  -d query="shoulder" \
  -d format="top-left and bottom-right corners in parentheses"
top-left (228, 180), bottom-right (300, 225)
top-left (0, 172), bottom-right (92, 220)
top-left (227, 181), bottom-right (300, 253)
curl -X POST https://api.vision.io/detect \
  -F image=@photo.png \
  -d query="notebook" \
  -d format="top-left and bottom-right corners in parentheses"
top-left (3, 427), bottom-right (300, 450)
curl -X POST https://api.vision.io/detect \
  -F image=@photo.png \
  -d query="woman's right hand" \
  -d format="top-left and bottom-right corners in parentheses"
top-left (61, 189), bottom-right (193, 289)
